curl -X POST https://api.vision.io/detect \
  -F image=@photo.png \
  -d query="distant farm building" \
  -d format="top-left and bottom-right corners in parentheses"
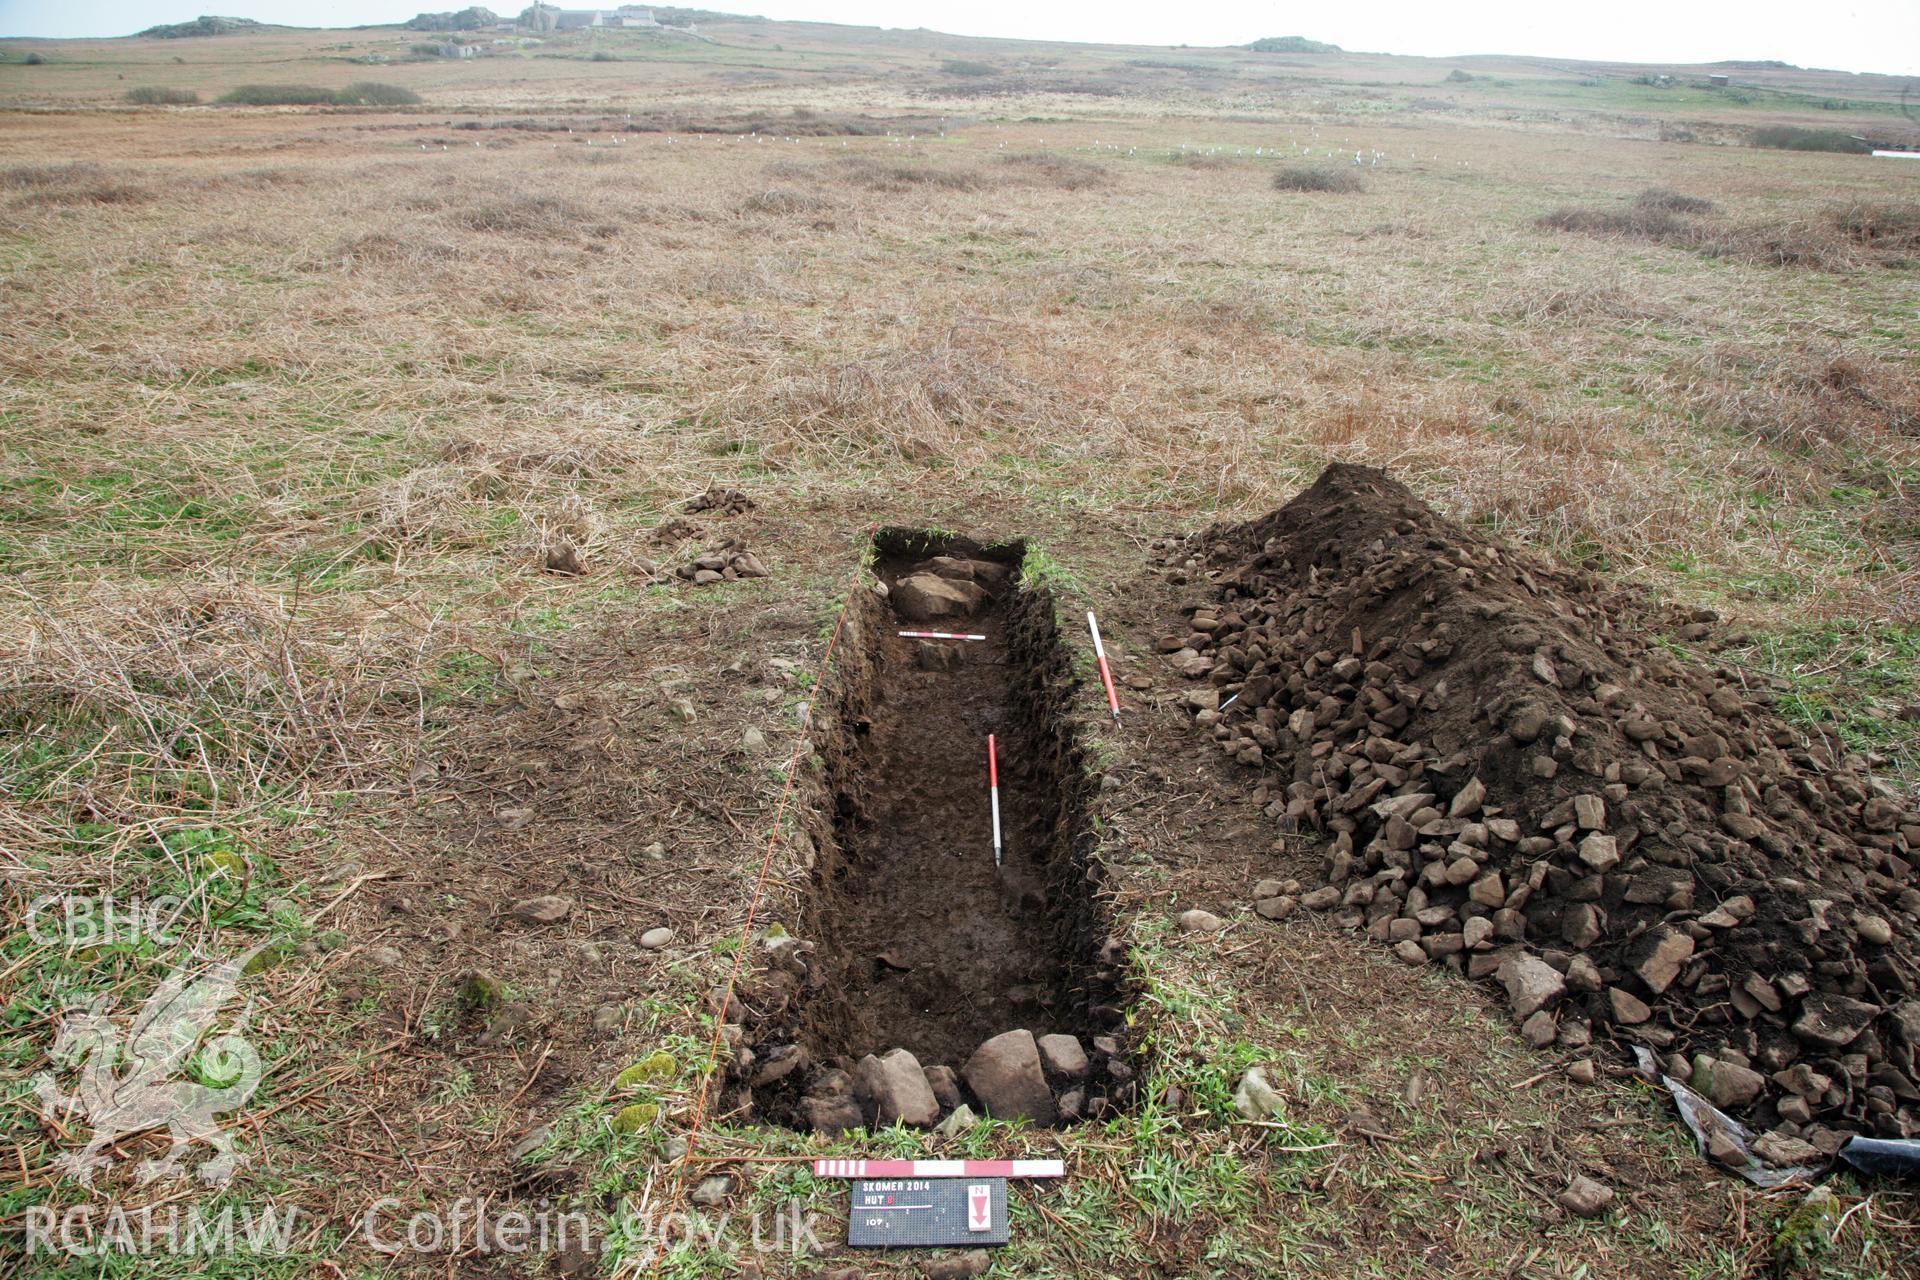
top-left (1707, 74), bottom-right (1730, 88)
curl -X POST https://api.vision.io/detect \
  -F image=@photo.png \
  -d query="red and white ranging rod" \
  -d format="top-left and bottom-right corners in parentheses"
top-left (987, 733), bottom-right (1003, 867)
top-left (897, 630), bottom-right (987, 641)
top-left (1087, 611), bottom-right (1122, 724)
top-left (816, 1158), bottom-right (1064, 1179)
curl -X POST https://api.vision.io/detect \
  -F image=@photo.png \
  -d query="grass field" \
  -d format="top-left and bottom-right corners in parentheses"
top-left (3, 14), bottom-right (1920, 1279)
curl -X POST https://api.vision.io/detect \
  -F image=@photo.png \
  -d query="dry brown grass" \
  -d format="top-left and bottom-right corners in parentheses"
top-left (123, 85), bottom-right (200, 106)
top-left (1706, 219), bottom-right (1861, 269)
top-left (829, 155), bottom-right (984, 191)
top-left (1633, 185), bottom-right (1716, 214)
top-left (5, 61), bottom-right (1920, 1278)
top-left (450, 192), bottom-right (601, 235)
top-left (4, 161), bottom-right (155, 207)
top-left (737, 186), bottom-right (837, 216)
top-left (995, 149), bottom-right (1108, 189)
top-left (3, 161), bottom-right (111, 188)
top-left (208, 165), bottom-right (309, 190)
top-left (1271, 164), bottom-right (1364, 193)
top-left (696, 337), bottom-right (1064, 466)
top-left (1669, 343), bottom-right (1920, 451)
top-left (0, 580), bottom-right (436, 870)
top-left (321, 229), bottom-right (461, 269)
top-left (1831, 199), bottom-right (1920, 251)
top-left (1170, 151), bottom-right (1240, 169)
top-left (12, 183), bottom-right (156, 208)
top-left (1538, 198), bottom-right (1863, 270)
top-left (1496, 277), bottom-right (1671, 325)
top-left (771, 150), bottom-right (1106, 197)
top-left (1538, 203), bottom-right (1684, 238)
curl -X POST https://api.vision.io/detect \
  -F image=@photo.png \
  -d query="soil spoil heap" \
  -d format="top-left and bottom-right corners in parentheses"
top-left (1164, 464), bottom-right (1920, 1158)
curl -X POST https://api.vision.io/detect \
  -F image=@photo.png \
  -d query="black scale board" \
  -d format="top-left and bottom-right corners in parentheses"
top-left (846, 1177), bottom-right (1008, 1247)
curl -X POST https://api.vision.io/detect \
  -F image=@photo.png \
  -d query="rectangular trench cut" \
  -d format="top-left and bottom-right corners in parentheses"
top-left (734, 530), bottom-right (1134, 1132)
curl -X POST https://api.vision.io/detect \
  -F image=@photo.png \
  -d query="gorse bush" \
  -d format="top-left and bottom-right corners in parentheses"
top-left (219, 84), bottom-right (344, 106)
top-left (125, 86), bottom-right (201, 105)
top-left (340, 82), bottom-right (422, 105)
top-left (218, 82), bottom-right (421, 107)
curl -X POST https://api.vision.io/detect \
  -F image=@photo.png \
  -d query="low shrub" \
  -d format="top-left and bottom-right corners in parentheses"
top-left (996, 151), bottom-right (1106, 190)
top-left (339, 82), bottom-right (422, 105)
top-left (1539, 202), bottom-right (1857, 270)
top-left (1272, 165), bottom-right (1364, 193)
top-left (940, 59), bottom-right (995, 77)
top-left (452, 194), bottom-right (588, 234)
top-left (124, 86), bottom-right (200, 105)
top-left (1634, 187), bottom-right (1715, 214)
top-left (1829, 201), bottom-right (1920, 252)
top-left (1749, 125), bottom-right (1870, 154)
top-left (218, 84), bottom-right (343, 106)
top-left (1701, 222), bottom-right (1852, 270)
top-left (1539, 205), bottom-right (1689, 238)
top-left (218, 82), bottom-right (420, 107)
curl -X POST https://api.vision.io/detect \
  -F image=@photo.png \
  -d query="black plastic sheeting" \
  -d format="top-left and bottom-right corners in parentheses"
top-left (1837, 1136), bottom-right (1920, 1178)
top-left (1632, 1046), bottom-right (1819, 1188)
top-left (1633, 1045), bottom-right (1920, 1184)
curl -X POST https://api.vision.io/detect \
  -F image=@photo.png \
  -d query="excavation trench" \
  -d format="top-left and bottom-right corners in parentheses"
top-left (733, 530), bottom-right (1132, 1131)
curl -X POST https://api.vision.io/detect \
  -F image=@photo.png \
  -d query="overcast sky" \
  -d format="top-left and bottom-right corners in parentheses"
top-left (3, 0), bottom-right (1917, 76)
